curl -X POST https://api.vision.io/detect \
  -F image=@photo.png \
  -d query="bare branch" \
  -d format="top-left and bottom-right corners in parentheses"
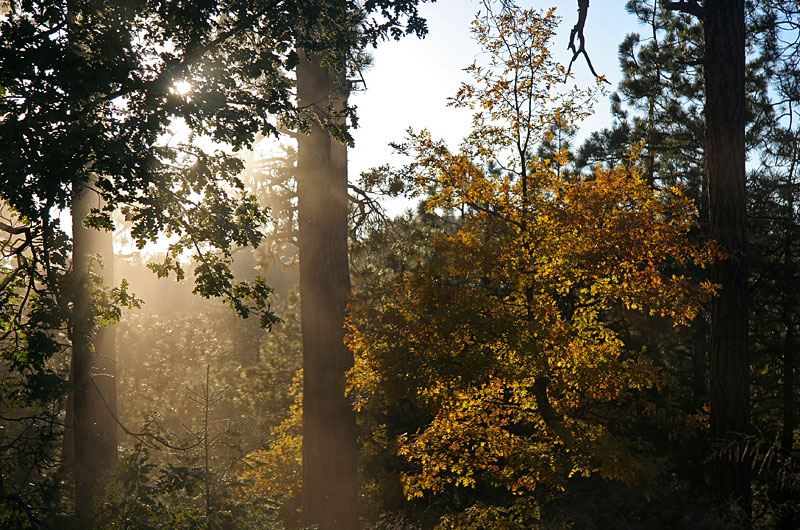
top-left (0, 472), bottom-right (55, 530)
top-left (90, 377), bottom-right (202, 451)
top-left (0, 222), bottom-right (29, 236)
top-left (566, 0), bottom-right (609, 83)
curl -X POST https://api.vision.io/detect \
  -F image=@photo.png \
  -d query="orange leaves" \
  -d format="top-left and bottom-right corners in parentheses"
top-left (442, 7), bottom-right (603, 182)
top-left (356, 146), bottom-right (714, 506)
top-left (544, 164), bottom-right (715, 325)
top-left (399, 378), bottom-right (547, 498)
top-left (346, 4), bottom-right (714, 526)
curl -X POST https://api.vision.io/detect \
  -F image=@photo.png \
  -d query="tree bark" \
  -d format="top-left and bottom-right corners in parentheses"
top-left (67, 182), bottom-right (118, 526)
top-left (296, 51), bottom-right (359, 530)
top-left (779, 173), bottom-right (796, 529)
top-left (704, 0), bottom-right (751, 519)
top-left (779, 281), bottom-right (796, 530)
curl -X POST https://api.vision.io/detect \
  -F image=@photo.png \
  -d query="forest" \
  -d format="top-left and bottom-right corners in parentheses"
top-left (1, 0), bottom-right (799, 528)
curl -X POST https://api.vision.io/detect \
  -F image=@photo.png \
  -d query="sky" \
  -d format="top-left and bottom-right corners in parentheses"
top-left (348, 0), bottom-right (643, 214)
top-left (115, 0), bottom-right (645, 252)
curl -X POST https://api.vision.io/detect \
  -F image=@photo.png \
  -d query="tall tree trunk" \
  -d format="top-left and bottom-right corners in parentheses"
top-left (779, 273), bottom-right (796, 529)
top-left (68, 182), bottom-right (118, 525)
top-left (705, 0), bottom-right (751, 519)
top-left (779, 169), bottom-right (797, 530)
top-left (296, 51), bottom-right (359, 530)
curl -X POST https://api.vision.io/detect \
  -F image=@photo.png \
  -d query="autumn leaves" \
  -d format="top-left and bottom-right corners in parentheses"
top-left (346, 7), bottom-right (714, 526)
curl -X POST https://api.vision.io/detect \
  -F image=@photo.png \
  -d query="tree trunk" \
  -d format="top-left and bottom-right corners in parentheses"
top-left (68, 182), bottom-right (118, 526)
top-left (779, 175), bottom-right (796, 529)
top-left (779, 290), bottom-right (796, 529)
top-left (705, 0), bottom-right (751, 520)
top-left (296, 51), bottom-right (359, 530)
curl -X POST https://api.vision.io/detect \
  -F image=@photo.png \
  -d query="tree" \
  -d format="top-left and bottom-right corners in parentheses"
top-left (296, 47), bottom-right (359, 529)
top-left (0, 0), bottom-right (296, 523)
top-left (348, 6), bottom-right (715, 527)
top-left (578, 0), bottom-right (750, 519)
top-left (747, 15), bottom-right (800, 518)
top-left (698, 1), bottom-right (750, 516)
top-left (66, 184), bottom-right (119, 524)
top-left (290, 3), bottom-right (433, 528)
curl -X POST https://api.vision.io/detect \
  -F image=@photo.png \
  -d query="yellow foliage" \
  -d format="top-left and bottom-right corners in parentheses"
top-left (239, 371), bottom-right (302, 507)
top-left (347, 5), bottom-right (715, 528)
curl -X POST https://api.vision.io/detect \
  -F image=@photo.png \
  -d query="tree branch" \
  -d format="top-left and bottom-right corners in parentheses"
top-left (0, 222), bottom-right (29, 236)
top-left (89, 377), bottom-right (202, 451)
top-left (566, 0), bottom-right (609, 83)
top-left (662, 0), bottom-right (705, 20)
top-left (0, 472), bottom-right (55, 530)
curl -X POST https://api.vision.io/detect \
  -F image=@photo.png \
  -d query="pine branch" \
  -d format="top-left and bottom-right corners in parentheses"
top-left (662, 0), bottom-right (705, 19)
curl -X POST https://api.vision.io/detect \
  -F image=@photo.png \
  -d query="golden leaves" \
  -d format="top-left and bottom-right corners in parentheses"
top-left (346, 4), bottom-right (714, 526)
top-left (238, 371), bottom-right (302, 503)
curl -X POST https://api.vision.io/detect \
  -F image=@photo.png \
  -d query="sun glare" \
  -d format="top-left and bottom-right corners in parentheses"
top-left (171, 80), bottom-right (193, 96)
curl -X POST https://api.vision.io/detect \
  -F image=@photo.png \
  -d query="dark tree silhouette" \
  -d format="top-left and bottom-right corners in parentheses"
top-left (578, 0), bottom-right (751, 522)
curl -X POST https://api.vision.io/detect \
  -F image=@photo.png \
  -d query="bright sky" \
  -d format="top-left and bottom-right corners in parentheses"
top-left (116, 0), bottom-right (642, 252)
top-left (349, 0), bottom-right (642, 213)
top-left (105, 1), bottom-right (642, 269)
